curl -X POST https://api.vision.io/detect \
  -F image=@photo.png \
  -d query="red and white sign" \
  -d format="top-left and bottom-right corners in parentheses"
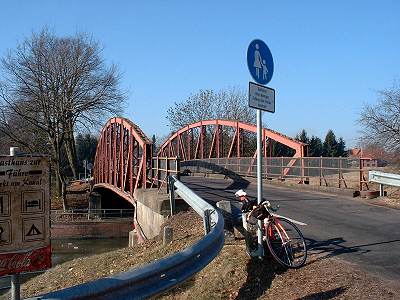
top-left (0, 156), bottom-right (51, 276)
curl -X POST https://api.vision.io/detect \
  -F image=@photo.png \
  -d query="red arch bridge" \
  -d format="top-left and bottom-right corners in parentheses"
top-left (93, 117), bottom-right (371, 206)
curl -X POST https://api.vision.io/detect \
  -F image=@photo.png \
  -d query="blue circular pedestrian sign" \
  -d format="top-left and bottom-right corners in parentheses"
top-left (247, 39), bottom-right (274, 85)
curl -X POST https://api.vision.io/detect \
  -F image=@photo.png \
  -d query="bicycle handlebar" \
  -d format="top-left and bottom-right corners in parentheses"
top-left (259, 200), bottom-right (280, 212)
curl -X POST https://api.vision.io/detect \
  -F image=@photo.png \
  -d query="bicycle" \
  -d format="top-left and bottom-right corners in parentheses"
top-left (244, 200), bottom-right (307, 269)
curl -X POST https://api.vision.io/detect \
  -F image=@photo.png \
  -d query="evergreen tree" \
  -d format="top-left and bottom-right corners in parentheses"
top-left (271, 141), bottom-right (296, 157)
top-left (152, 134), bottom-right (157, 153)
top-left (308, 136), bottom-right (323, 157)
top-left (336, 137), bottom-right (346, 157)
top-left (323, 130), bottom-right (338, 157)
top-left (76, 133), bottom-right (98, 173)
top-left (295, 129), bottom-right (309, 144)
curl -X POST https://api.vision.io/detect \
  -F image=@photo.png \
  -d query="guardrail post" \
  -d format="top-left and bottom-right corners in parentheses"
top-left (163, 226), bottom-right (173, 245)
top-left (168, 176), bottom-right (176, 216)
top-left (203, 209), bottom-right (211, 234)
top-left (380, 184), bottom-right (384, 197)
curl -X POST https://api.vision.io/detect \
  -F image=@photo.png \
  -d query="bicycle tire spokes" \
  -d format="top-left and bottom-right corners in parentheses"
top-left (265, 217), bottom-right (307, 268)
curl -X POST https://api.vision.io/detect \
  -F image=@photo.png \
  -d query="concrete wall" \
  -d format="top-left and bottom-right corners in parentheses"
top-left (51, 221), bottom-right (134, 238)
top-left (134, 189), bottom-right (171, 239)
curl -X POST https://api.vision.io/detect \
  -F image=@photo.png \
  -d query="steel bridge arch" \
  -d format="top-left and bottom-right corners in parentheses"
top-left (93, 117), bottom-right (153, 203)
top-left (158, 119), bottom-right (307, 159)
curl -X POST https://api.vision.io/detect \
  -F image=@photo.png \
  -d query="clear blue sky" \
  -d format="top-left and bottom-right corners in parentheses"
top-left (1, 1), bottom-right (399, 147)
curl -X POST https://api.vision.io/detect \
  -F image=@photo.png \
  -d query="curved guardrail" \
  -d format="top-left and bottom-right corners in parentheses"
top-left (29, 177), bottom-right (224, 300)
top-left (369, 170), bottom-right (400, 196)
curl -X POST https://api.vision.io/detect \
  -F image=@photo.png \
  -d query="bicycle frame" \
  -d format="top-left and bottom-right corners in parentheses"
top-left (246, 201), bottom-right (306, 268)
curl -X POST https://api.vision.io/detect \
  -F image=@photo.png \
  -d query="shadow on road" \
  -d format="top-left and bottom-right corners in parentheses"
top-left (181, 160), bottom-right (251, 191)
top-left (234, 257), bottom-right (285, 300)
top-left (297, 287), bottom-right (347, 300)
top-left (306, 237), bottom-right (400, 260)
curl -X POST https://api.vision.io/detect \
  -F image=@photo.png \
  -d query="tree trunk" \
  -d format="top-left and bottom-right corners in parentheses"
top-left (54, 165), bottom-right (62, 197)
top-left (50, 135), bottom-right (68, 210)
top-left (59, 171), bottom-right (67, 211)
top-left (65, 133), bottom-right (78, 179)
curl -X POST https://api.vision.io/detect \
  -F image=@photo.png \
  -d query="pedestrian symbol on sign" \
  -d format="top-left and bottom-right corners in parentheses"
top-left (247, 39), bottom-right (274, 85)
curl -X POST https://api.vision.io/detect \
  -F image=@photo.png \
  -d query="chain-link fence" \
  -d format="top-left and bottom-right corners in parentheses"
top-left (51, 209), bottom-right (135, 223)
top-left (181, 157), bottom-right (372, 190)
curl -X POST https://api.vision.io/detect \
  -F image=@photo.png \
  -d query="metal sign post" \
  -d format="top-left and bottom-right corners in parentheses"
top-left (247, 39), bottom-right (275, 258)
top-left (256, 109), bottom-right (263, 257)
top-left (9, 148), bottom-right (20, 300)
top-left (11, 273), bottom-right (20, 300)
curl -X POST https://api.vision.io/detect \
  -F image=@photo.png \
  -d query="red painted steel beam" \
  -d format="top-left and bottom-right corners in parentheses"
top-left (93, 117), bottom-right (152, 203)
top-left (119, 125), bottom-right (124, 189)
top-left (158, 119), bottom-right (307, 158)
top-left (208, 125), bottom-right (218, 158)
top-left (227, 127), bottom-right (237, 158)
top-left (216, 124), bottom-right (220, 158)
top-left (236, 122), bottom-right (240, 158)
top-left (178, 134), bottom-right (186, 160)
top-left (113, 121), bottom-right (117, 186)
top-left (194, 128), bottom-right (201, 159)
top-left (187, 130), bottom-right (191, 160)
top-left (129, 130), bottom-right (134, 195)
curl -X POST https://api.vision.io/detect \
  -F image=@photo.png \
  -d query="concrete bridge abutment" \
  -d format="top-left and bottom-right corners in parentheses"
top-left (134, 189), bottom-right (171, 239)
top-left (134, 189), bottom-right (189, 240)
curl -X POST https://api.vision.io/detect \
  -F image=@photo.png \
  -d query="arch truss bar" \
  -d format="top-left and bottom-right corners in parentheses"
top-left (158, 119), bottom-right (307, 160)
top-left (93, 117), bottom-right (153, 202)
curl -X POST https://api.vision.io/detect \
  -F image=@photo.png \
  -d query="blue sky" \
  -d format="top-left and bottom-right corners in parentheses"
top-left (1, 1), bottom-right (399, 147)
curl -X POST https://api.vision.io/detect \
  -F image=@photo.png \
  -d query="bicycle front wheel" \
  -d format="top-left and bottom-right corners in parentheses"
top-left (265, 217), bottom-right (307, 268)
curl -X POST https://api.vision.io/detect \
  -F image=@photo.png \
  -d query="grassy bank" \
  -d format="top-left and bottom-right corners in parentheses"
top-left (4, 209), bottom-right (399, 300)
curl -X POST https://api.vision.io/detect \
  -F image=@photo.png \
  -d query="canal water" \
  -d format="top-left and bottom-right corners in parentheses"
top-left (0, 237), bottom-right (128, 293)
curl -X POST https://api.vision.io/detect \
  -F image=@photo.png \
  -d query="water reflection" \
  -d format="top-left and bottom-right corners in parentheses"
top-left (0, 238), bottom-right (128, 292)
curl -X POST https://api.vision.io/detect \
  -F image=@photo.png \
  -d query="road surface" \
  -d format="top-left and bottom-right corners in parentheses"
top-left (182, 176), bottom-right (400, 282)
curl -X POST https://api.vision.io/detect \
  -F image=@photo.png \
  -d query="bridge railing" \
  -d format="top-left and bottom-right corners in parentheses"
top-left (29, 177), bottom-right (224, 300)
top-left (150, 156), bottom-right (180, 190)
top-left (50, 209), bottom-right (135, 223)
top-left (182, 157), bottom-right (374, 190)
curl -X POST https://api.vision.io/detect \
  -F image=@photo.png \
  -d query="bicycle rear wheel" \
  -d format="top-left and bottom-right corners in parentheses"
top-left (265, 217), bottom-right (307, 268)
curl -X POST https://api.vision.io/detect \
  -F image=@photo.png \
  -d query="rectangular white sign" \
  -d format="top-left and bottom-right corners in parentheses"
top-left (0, 155), bottom-right (51, 276)
top-left (248, 82), bottom-right (275, 113)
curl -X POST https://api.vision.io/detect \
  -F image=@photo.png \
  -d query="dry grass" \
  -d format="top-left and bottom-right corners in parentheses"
top-left (5, 210), bottom-right (400, 300)
top-left (1, 210), bottom-right (203, 299)
top-left (157, 243), bottom-right (400, 300)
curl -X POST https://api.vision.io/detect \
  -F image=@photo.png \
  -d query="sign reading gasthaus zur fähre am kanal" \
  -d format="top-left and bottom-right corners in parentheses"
top-left (0, 155), bottom-right (51, 276)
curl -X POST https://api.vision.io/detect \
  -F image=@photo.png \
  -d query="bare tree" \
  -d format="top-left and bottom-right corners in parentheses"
top-left (359, 82), bottom-right (400, 152)
top-left (0, 29), bottom-right (125, 209)
top-left (166, 87), bottom-right (255, 130)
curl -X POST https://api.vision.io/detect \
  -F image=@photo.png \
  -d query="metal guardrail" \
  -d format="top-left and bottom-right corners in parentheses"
top-left (28, 178), bottom-right (224, 300)
top-left (369, 170), bottom-right (400, 196)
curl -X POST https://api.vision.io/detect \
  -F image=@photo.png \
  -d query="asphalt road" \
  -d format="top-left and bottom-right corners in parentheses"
top-left (181, 176), bottom-right (400, 282)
